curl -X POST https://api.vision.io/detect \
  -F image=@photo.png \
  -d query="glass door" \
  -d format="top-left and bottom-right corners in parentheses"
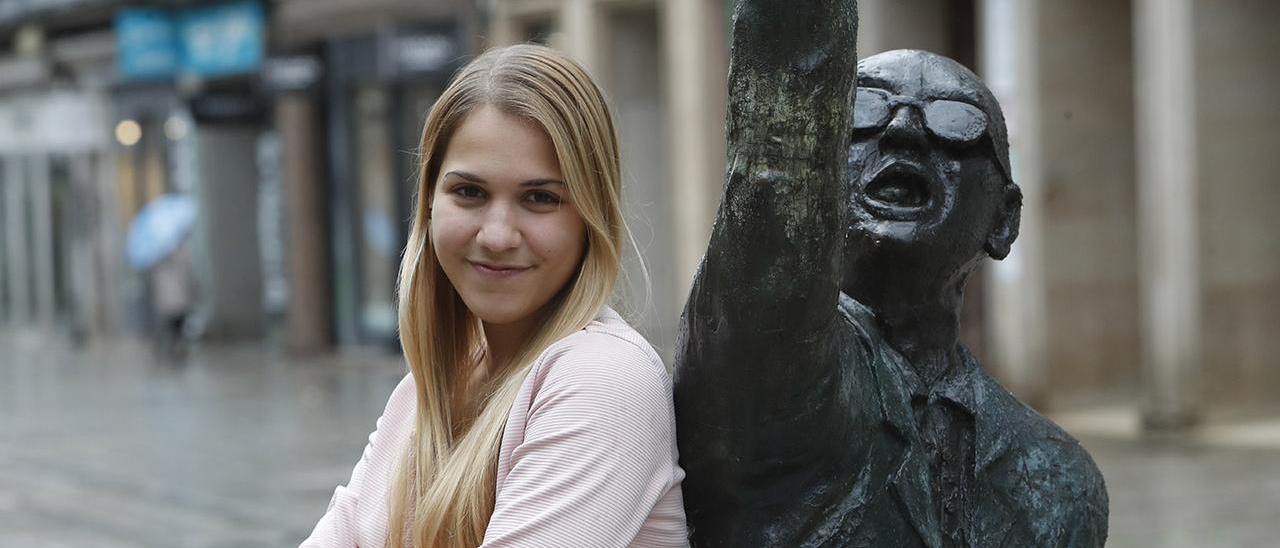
top-left (350, 85), bottom-right (400, 338)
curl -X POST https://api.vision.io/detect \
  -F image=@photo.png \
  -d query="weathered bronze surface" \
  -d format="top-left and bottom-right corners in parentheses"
top-left (673, 1), bottom-right (1109, 546)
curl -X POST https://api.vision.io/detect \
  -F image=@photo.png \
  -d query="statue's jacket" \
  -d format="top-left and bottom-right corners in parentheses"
top-left (675, 294), bottom-right (1108, 548)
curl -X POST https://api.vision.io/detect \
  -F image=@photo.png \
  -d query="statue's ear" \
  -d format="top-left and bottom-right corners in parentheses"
top-left (985, 184), bottom-right (1022, 260)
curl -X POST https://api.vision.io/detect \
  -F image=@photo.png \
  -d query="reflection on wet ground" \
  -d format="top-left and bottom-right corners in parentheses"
top-left (2, 331), bottom-right (1279, 547)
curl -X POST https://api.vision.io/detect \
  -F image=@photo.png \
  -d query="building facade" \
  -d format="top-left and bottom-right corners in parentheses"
top-left (482, 0), bottom-right (1280, 430)
top-left (0, 4), bottom-right (122, 343)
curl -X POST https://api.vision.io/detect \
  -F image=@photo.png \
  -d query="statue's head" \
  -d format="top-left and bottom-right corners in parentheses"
top-left (842, 49), bottom-right (1022, 307)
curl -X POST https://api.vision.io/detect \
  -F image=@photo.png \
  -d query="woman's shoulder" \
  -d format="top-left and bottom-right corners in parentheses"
top-left (373, 371), bottom-right (416, 417)
top-left (526, 307), bottom-right (670, 400)
top-left (368, 372), bottom-right (418, 452)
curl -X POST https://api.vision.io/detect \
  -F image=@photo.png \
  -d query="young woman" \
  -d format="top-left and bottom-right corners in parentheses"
top-left (301, 45), bottom-right (688, 547)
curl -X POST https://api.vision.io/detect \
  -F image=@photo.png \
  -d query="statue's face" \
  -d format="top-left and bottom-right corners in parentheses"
top-left (842, 50), bottom-right (1010, 299)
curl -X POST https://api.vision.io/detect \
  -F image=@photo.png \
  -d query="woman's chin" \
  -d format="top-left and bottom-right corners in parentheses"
top-left (467, 301), bottom-right (534, 327)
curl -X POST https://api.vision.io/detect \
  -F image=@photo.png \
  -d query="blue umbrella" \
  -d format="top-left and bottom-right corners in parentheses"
top-left (127, 194), bottom-right (197, 270)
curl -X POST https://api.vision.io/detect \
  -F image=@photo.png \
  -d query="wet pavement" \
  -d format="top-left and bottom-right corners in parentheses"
top-left (3, 330), bottom-right (1280, 547)
top-left (1, 332), bottom-right (405, 548)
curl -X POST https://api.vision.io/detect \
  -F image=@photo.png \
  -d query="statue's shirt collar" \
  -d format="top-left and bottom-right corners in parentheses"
top-left (894, 346), bottom-right (980, 418)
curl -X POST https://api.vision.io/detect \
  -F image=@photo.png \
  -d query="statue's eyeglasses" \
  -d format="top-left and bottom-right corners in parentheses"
top-left (853, 88), bottom-right (988, 147)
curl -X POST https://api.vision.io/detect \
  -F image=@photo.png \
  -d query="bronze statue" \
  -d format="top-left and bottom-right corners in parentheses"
top-left (673, 1), bottom-right (1108, 546)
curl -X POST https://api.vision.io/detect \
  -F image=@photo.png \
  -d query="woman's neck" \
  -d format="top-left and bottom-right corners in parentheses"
top-left (449, 317), bottom-right (536, 435)
top-left (481, 316), bottom-right (537, 372)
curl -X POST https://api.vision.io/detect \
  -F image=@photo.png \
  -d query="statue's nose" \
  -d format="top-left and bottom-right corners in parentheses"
top-left (881, 105), bottom-right (928, 152)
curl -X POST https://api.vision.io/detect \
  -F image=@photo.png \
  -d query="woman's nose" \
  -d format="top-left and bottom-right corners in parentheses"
top-left (476, 207), bottom-right (522, 252)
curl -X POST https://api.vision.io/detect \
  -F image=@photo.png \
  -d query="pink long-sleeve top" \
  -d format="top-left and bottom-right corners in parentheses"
top-left (301, 307), bottom-right (690, 547)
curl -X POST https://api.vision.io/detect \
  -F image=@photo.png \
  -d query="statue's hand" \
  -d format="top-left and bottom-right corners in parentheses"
top-left (732, 0), bottom-right (851, 77)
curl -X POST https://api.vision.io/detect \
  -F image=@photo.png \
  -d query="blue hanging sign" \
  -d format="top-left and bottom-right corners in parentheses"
top-left (178, 0), bottom-right (266, 78)
top-left (116, 8), bottom-right (179, 81)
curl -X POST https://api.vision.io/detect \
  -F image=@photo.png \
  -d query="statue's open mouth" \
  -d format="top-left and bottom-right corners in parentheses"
top-left (861, 160), bottom-right (933, 218)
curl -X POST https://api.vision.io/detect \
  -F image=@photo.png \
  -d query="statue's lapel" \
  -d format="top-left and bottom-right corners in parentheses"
top-left (869, 342), bottom-right (916, 443)
top-left (968, 365), bottom-right (1022, 544)
top-left (888, 444), bottom-right (943, 548)
top-left (869, 345), bottom-right (941, 548)
top-left (968, 354), bottom-right (1014, 473)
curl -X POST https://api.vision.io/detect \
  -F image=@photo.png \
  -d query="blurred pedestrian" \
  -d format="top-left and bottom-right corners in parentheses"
top-left (151, 238), bottom-right (196, 358)
top-left (302, 44), bottom-right (688, 547)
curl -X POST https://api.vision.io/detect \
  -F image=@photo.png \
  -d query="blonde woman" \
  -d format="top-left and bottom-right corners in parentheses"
top-left (302, 45), bottom-right (688, 547)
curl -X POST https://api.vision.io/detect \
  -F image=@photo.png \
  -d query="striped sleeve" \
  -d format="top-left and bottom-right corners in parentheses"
top-left (481, 335), bottom-right (687, 547)
top-left (300, 374), bottom-right (415, 547)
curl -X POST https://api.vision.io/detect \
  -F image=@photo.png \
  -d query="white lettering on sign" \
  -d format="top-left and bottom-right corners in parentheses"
top-left (396, 34), bottom-right (454, 73)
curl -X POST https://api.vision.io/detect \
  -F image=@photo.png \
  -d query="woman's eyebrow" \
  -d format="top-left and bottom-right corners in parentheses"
top-left (521, 179), bottom-right (566, 188)
top-left (444, 170), bottom-right (485, 183)
top-left (444, 171), bottom-right (564, 187)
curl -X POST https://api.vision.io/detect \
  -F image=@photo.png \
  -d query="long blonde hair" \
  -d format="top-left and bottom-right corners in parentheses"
top-left (387, 44), bottom-right (625, 547)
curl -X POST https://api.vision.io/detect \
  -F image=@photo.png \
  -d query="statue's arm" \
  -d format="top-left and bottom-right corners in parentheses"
top-left (673, 0), bottom-right (859, 534)
top-left (678, 0), bottom-right (858, 373)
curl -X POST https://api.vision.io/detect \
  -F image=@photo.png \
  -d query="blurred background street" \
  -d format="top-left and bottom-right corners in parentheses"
top-left (1, 0), bottom-right (1278, 546)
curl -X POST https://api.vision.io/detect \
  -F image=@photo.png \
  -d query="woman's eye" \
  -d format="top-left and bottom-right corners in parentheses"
top-left (525, 191), bottom-right (562, 209)
top-left (452, 185), bottom-right (484, 200)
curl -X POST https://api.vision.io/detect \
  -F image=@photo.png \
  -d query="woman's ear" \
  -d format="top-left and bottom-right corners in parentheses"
top-left (985, 184), bottom-right (1022, 260)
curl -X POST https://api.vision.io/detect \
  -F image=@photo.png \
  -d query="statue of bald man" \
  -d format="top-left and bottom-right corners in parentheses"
top-left (673, 2), bottom-right (1109, 546)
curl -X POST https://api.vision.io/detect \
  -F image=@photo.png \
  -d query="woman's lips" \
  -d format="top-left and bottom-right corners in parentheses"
top-left (470, 261), bottom-right (532, 279)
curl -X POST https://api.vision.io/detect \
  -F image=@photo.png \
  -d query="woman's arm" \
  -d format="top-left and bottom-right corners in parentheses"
top-left (674, 0), bottom-right (859, 528)
top-left (300, 374), bottom-right (416, 548)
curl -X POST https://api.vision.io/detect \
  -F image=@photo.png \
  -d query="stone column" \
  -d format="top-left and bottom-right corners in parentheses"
top-left (194, 126), bottom-right (265, 340)
top-left (278, 95), bottom-right (333, 353)
top-left (662, 0), bottom-right (727, 294)
top-left (488, 1), bottom-right (520, 46)
top-left (980, 0), bottom-right (1050, 406)
top-left (68, 154), bottom-right (97, 339)
top-left (560, 0), bottom-right (601, 72)
top-left (0, 171), bottom-right (5, 324)
top-left (1134, 0), bottom-right (1200, 430)
top-left (3, 156), bottom-right (29, 324)
top-left (28, 154), bottom-right (56, 329)
top-left (95, 148), bottom-right (122, 335)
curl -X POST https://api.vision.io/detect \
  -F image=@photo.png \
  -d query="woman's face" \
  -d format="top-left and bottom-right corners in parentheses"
top-left (430, 105), bottom-right (587, 328)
